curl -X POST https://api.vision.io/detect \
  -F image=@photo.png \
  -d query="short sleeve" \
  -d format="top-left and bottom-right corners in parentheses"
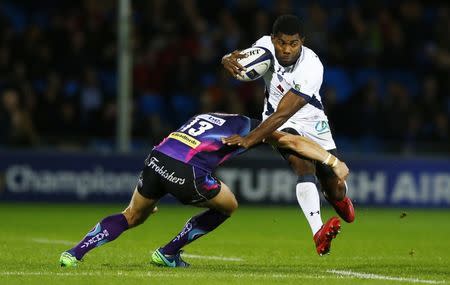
top-left (290, 59), bottom-right (323, 97)
top-left (252, 36), bottom-right (274, 53)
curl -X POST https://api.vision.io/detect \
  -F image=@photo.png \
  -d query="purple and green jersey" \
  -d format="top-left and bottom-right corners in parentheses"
top-left (154, 113), bottom-right (259, 172)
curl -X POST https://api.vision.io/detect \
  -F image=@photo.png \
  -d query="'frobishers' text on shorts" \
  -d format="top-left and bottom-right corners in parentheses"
top-left (137, 150), bottom-right (221, 204)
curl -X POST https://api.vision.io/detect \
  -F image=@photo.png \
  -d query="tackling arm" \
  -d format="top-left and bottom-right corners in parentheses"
top-left (265, 131), bottom-right (349, 181)
top-left (223, 90), bottom-right (307, 148)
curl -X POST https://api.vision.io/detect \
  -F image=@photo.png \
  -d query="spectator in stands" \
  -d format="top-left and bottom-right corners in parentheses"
top-left (0, 0), bottom-right (447, 154)
top-left (0, 88), bottom-right (39, 147)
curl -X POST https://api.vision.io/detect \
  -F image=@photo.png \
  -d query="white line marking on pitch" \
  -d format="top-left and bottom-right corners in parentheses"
top-left (31, 238), bottom-right (75, 246)
top-left (0, 272), bottom-right (102, 277)
top-left (327, 269), bottom-right (446, 284)
top-left (183, 254), bottom-right (243, 261)
top-left (0, 271), bottom-right (330, 280)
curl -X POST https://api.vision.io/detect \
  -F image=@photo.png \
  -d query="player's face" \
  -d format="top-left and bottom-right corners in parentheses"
top-left (271, 33), bottom-right (303, 66)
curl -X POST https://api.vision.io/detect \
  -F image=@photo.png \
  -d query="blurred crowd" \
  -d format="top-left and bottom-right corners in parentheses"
top-left (0, 0), bottom-right (448, 154)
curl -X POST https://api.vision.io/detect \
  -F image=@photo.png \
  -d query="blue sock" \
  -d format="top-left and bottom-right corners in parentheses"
top-left (161, 209), bottom-right (229, 255)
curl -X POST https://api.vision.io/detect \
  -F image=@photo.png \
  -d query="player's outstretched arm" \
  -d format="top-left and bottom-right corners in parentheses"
top-left (265, 132), bottom-right (349, 181)
top-left (223, 91), bottom-right (307, 149)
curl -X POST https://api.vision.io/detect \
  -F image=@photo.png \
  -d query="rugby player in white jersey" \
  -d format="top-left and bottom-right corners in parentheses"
top-left (222, 14), bottom-right (355, 255)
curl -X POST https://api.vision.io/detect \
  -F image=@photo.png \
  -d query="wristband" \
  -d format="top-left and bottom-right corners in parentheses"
top-left (323, 153), bottom-right (332, 165)
top-left (331, 157), bottom-right (339, 167)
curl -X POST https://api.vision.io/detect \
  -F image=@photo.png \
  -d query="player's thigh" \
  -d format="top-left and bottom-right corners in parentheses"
top-left (122, 188), bottom-right (158, 227)
top-left (123, 151), bottom-right (170, 227)
top-left (138, 151), bottom-right (170, 201)
top-left (316, 149), bottom-right (345, 201)
top-left (158, 163), bottom-right (222, 205)
top-left (196, 181), bottom-right (238, 216)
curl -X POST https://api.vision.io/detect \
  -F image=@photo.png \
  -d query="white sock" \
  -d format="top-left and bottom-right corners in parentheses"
top-left (296, 182), bottom-right (323, 235)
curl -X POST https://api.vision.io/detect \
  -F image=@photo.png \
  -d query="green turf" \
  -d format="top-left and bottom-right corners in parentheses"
top-left (0, 203), bottom-right (449, 285)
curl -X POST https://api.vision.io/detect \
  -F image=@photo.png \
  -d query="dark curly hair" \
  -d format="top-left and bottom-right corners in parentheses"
top-left (272, 14), bottom-right (303, 36)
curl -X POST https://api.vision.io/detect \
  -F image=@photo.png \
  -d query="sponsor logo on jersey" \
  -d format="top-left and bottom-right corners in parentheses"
top-left (315, 121), bottom-right (330, 134)
top-left (277, 84), bottom-right (284, 93)
top-left (276, 67), bottom-right (286, 76)
top-left (198, 114), bottom-right (226, 126)
top-left (168, 132), bottom-right (200, 148)
top-left (293, 80), bottom-right (301, 92)
top-left (147, 157), bottom-right (186, 185)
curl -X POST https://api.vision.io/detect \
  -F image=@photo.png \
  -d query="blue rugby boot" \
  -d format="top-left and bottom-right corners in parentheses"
top-left (151, 248), bottom-right (190, 267)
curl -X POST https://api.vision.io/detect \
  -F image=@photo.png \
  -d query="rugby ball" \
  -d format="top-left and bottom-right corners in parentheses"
top-left (236, 47), bottom-right (273, 81)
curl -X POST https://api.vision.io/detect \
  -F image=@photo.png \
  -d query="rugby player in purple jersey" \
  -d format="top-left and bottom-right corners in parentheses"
top-left (60, 112), bottom-right (348, 268)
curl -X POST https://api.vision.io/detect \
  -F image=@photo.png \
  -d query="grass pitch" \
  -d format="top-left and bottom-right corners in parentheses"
top-left (0, 203), bottom-right (449, 285)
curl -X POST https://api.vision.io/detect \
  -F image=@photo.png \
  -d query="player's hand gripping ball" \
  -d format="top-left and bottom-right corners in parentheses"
top-left (235, 47), bottom-right (273, 81)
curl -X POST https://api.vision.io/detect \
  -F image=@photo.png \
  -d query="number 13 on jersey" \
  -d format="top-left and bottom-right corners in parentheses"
top-left (179, 118), bottom-right (214, 137)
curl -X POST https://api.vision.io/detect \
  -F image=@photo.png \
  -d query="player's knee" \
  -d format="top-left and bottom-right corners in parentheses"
top-left (227, 197), bottom-right (238, 215)
top-left (335, 182), bottom-right (347, 200)
top-left (216, 183), bottom-right (238, 215)
top-left (328, 188), bottom-right (345, 201)
top-left (122, 207), bottom-right (151, 228)
top-left (297, 174), bottom-right (318, 186)
top-left (220, 196), bottom-right (238, 216)
top-left (322, 179), bottom-right (346, 201)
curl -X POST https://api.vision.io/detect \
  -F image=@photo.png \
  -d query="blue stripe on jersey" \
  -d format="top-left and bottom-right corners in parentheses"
top-left (289, 88), bottom-right (323, 110)
top-left (264, 88), bottom-right (275, 116)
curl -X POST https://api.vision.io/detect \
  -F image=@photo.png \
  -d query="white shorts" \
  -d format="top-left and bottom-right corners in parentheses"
top-left (264, 117), bottom-right (337, 150)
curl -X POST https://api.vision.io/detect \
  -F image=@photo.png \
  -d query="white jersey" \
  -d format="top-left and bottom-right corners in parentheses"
top-left (254, 36), bottom-right (336, 150)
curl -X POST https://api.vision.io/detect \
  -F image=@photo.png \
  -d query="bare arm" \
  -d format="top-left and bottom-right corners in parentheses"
top-left (222, 90), bottom-right (307, 148)
top-left (265, 131), bottom-right (350, 180)
top-left (222, 130), bottom-right (349, 180)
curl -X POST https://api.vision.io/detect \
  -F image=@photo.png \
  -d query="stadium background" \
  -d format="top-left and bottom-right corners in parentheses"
top-left (0, 0), bottom-right (448, 152)
top-left (0, 1), bottom-right (449, 284)
top-left (0, 0), bottom-right (448, 206)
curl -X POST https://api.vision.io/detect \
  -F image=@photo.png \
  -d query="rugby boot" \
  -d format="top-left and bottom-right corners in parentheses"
top-left (151, 248), bottom-right (190, 268)
top-left (313, 216), bottom-right (341, 256)
top-left (327, 196), bottom-right (355, 223)
top-left (59, 251), bottom-right (79, 267)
